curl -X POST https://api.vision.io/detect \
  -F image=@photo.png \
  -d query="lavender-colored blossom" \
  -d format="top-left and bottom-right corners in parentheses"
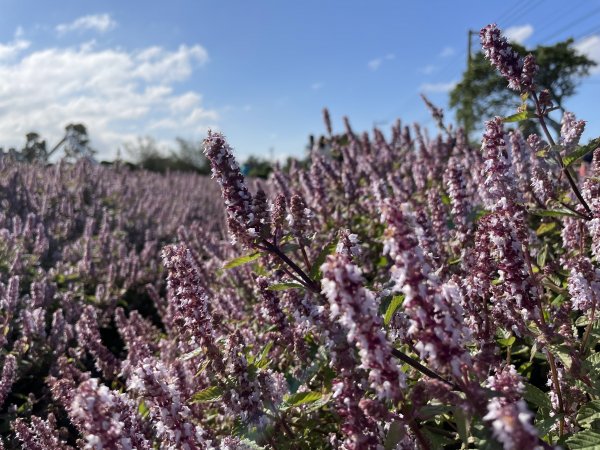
top-left (321, 253), bottom-right (405, 400)
top-left (560, 111), bottom-right (586, 153)
top-left (128, 358), bottom-right (213, 449)
top-left (76, 305), bottom-right (119, 380)
top-left (287, 194), bottom-right (313, 241)
top-left (484, 399), bottom-right (539, 450)
top-left (70, 378), bottom-right (153, 450)
top-left (0, 355), bottom-right (16, 409)
top-left (484, 366), bottom-right (539, 450)
top-left (162, 244), bottom-right (223, 370)
top-left (381, 200), bottom-right (472, 379)
top-left (568, 256), bottom-right (600, 312)
top-left (480, 24), bottom-right (535, 92)
top-left (203, 131), bottom-right (255, 246)
top-left (13, 414), bottom-right (74, 450)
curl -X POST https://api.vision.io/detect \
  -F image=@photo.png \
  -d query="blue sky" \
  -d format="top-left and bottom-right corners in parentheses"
top-left (0, 0), bottom-right (599, 161)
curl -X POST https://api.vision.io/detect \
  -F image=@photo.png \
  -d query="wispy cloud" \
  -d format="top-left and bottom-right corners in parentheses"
top-left (368, 53), bottom-right (395, 71)
top-left (56, 13), bottom-right (117, 35)
top-left (419, 64), bottom-right (437, 75)
top-left (0, 38), bottom-right (30, 61)
top-left (575, 35), bottom-right (600, 74)
top-left (504, 24), bottom-right (534, 44)
top-left (439, 46), bottom-right (455, 58)
top-left (0, 29), bottom-right (216, 159)
top-left (368, 58), bottom-right (382, 71)
top-left (420, 80), bottom-right (457, 93)
top-left (311, 81), bottom-right (324, 90)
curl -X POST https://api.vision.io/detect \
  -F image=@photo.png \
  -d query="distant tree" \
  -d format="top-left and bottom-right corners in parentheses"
top-left (47, 123), bottom-right (96, 161)
top-left (125, 136), bottom-right (210, 174)
top-left (21, 132), bottom-right (48, 162)
top-left (450, 39), bottom-right (596, 138)
top-left (242, 156), bottom-right (273, 179)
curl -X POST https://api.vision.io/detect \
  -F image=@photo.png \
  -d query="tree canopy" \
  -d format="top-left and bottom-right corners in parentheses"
top-left (450, 38), bottom-right (596, 138)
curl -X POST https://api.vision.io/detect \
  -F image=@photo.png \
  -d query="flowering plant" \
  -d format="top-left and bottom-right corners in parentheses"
top-left (0, 23), bottom-right (599, 450)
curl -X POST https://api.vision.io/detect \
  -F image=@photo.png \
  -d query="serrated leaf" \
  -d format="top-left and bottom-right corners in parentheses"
top-left (549, 344), bottom-right (573, 370)
top-left (535, 413), bottom-right (562, 437)
top-left (190, 386), bottom-right (222, 403)
top-left (523, 382), bottom-right (552, 410)
top-left (578, 401), bottom-right (600, 429)
top-left (282, 390), bottom-right (322, 408)
top-left (567, 429), bottom-right (600, 449)
top-left (587, 352), bottom-right (600, 369)
top-left (308, 241), bottom-right (337, 280)
top-left (222, 252), bottom-right (262, 270)
top-left (503, 110), bottom-right (537, 123)
top-left (564, 138), bottom-right (600, 167)
top-left (384, 295), bottom-right (404, 326)
top-left (267, 282), bottom-right (304, 291)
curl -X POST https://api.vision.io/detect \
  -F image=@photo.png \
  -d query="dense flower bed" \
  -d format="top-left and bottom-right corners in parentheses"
top-left (1, 24), bottom-right (600, 449)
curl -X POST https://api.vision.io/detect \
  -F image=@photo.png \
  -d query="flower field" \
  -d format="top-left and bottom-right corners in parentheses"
top-left (1, 24), bottom-right (600, 449)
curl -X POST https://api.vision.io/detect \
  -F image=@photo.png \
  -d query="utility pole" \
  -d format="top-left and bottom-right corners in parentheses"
top-left (467, 29), bottom-right (477, 72)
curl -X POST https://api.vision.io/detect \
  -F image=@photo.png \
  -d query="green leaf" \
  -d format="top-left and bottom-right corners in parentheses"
top-left (529, 208), bottom-right (581, 218)
top-left (384, 295), bottom-right (404, 326)
top-left (564, 137), bottom-right (600, 167)
top-left (522, 382), bottom-right (552, 410)
top-left (180, 347), bottom-right (203, 361)
top-left (497, 336), bottom-right (515, 347)
top-left (578, 401), bottom-right (600, 429)
top-left (537, 245), bottom-right (548, 268)
top-left (282, 391), bottom-right (322, 408)
top-left (138, 401), bottom-right (150, 418)
top-left (254, 342), bottom-right (273, 369)
top-left (536, 222), bottom-right (557, 236)
top-left (567, 429), bottom-right (600, 449)
top-left (384, 420), bottom-right (406, 450)
top-left (190, 386), bottom-right (223, 403)
top-left (308, 241), bottom-right (337, 280)
top-left (222, 252), bottom-right (262, 270)
top-left (503, 110), bottom-right (537, 123)
top-left (267, 282), bottom-right (304, 291)
top-left (549, 344), bottom-right (573, 370)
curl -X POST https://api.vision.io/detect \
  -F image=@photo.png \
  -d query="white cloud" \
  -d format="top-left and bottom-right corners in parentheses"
top-left (0, 39), bottom-right (30, 61)
top-left (56, 14), bottom-right (117, 35)
top-left (311, 81), bottom-right (324, 90)
top-left (368, 53), bottom-right (395, 71)
top-left (440, 46), bottom-right (455, 58)
top-left (575, 35), bottom-right (600, 74)
top-left (419, 64), bottom-right (437, 75)
top-left (368, 58), bottom-right (382, 71)
top-left (504, 24), bottom-right (534, 44)
top-left (0, 32), bottom-right (217, 159)
top-left (420, 80), bottom-right (457, 93)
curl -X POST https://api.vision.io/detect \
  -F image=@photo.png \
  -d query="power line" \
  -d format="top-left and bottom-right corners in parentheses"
top-left (534, 1), bottom-right (587, 34)
top-left (538, 5), bottom-right (600, 43)
top-left (499, 0), bottom-right (545, 30)
top-left (573, 22), bottom-right (600, 41)
top-left (493, 0), bottom-right (527, 25)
